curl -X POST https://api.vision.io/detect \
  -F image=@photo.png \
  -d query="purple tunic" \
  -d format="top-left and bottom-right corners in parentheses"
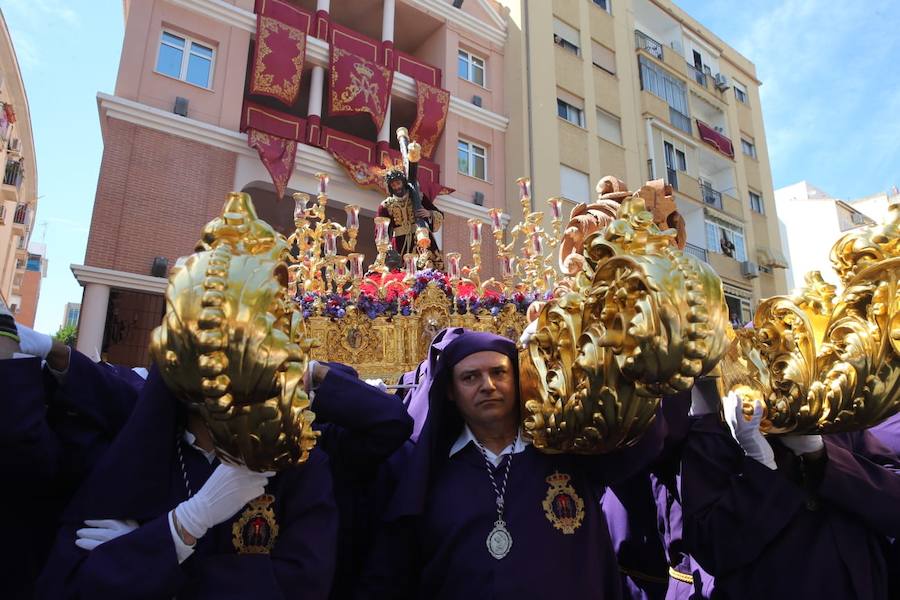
top-left (358, 331), bottom-right (666, 599)
top-left (681, 413), bottom-right (900, 600)
top-left (37, 367), bottom-right (340, 599)
top-left (1, 353), bottom-right (142, 599)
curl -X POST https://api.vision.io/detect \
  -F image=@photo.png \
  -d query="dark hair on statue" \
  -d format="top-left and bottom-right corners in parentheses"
top-left (385, 169), bottom-right (407, 186)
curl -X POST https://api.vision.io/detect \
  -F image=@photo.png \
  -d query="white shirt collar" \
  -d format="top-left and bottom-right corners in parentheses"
top-left (449, 424), bottom-right (530, 467)
top-left (183, 430), bottom-right (217, 464)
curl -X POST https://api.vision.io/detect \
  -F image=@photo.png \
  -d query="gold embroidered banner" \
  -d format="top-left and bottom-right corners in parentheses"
top-left (248, 129), bottom-right (297, 200)
top-left (328, 46), bottom-right (394, 130)
top-left (409, 81), bottom-right (450, 160)
top-left (249, 13), bottom-right (307, 107)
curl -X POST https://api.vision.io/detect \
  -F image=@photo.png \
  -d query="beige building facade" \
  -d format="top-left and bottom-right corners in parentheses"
top-left (497, 0), bottom-right (789, 325)
top-left (0, 10), bottom-right (38, 318)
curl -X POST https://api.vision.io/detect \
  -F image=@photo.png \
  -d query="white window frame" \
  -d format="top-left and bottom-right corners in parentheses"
top-left (592, 0), bottom-right (612, 14)
top-left (553, 19), bottom-right (581, 56)
top-left (155, 29), bottom-right (216, 89)
top-left (705, 217), bottom-right (747, 262)
top-left (741, 137), bottom-right (757, 159)
top-left (557, 98), bottom-right (584, 127)
top-left (749, 190), bottom-right (764, 214)
top-left (457, 49), bottom-right (486, 87)
top-left (733, 80), bottom-right (749, 104)
top-left (458, 139), bottom-right (488, 181)
top-left (596, 108), bottom-right (622, 145)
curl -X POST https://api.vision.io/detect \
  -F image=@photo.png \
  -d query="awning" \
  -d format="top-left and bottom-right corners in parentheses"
top-left (757, 246), bottom-right (789, 269)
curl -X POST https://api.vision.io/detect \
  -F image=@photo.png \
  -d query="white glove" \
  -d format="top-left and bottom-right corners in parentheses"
top-left (15, 323), bottom-right (53, 359)
top-left (519, 319), bottom-right (538, 347)
top-left (780, 434), bottom-right (825, 456)
top-left (173, 463), bottom-right (271, 540)
top-left (723, 391), bottom-right (776, 470)
top-left (365, 378), bottom-right (387, 392)
top-left (75, 519), bottom-right (139, 551)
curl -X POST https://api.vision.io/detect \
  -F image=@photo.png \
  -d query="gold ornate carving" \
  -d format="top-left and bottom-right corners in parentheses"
top-left (720, 204), bottom-right (900, 433)
top-left (150, 193), bottom-right (317, 471)
top-left (520, 187), bottom-right (728, 453)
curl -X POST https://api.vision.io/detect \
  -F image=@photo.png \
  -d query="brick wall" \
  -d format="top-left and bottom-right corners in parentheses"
top-left (85, 120), bottom-right (238, 274)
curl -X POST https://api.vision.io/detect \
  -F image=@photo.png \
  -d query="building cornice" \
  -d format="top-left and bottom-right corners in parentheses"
top-left (165, 0), bottom-right (508, 131)
top-left (402, 0), bottom-right (506, 47)
top-left (97, 93), bottom-right (499, 223)
top-left (71, 264), bottom-right (168, 293)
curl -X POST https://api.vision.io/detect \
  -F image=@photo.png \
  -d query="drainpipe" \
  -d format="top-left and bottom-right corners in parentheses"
top-left (524, 0), bottom-right (535, 212)
top-left (645, 117), bottom-right (656, 180)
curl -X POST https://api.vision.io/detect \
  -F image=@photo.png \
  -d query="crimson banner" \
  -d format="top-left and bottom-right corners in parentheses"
top-left (241, 101), bottom-right (307, 141)
top-left (696, 119), bottom-right (735, 159)
top-left (409, 81), bottom-right (450, 160)
top-left (328, 46), bottom-right (394, 130)
top-left (248, 129), bottom-right (297, 200)
top-left (249, 13), bottom-right (307, 106)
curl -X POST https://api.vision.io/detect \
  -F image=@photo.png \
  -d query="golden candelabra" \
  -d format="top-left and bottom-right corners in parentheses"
top-left (287, 172), bottom-right (360, 296)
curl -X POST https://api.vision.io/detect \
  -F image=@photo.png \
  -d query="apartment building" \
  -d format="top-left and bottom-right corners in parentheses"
top-left (498, 0), bottom-right (789, 325)
top-left (0, 10), bottom-right (39, 318)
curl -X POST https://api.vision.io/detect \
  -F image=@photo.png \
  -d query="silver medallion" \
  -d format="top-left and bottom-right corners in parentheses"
top-left (486, 519), bottom-right (512, 559)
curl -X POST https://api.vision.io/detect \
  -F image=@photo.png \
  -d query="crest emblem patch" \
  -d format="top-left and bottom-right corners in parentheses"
top-left (541, 471), bottom-right (585, 534)
top-left (232, 494), bottom-right (279, 554)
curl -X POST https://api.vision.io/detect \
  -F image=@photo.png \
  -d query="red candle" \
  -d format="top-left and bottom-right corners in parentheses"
top-left (468, 219), bottom-right (482, 245)
top-left (489, 208), bottom-right (504, 232)
top-left (345, 205), bottom-right (360, 229)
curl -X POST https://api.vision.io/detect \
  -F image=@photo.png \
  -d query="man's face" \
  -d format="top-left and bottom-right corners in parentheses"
top-left (389, 179), bottom-right (406, 196)
top-left (449, 351), bottom-right (518, 429)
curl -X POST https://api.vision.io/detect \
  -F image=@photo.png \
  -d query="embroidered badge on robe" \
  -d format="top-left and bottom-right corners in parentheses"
top-left (541, 472), bottom-right (585, 534)
top-left (232, 494), bottom-right (279, 554)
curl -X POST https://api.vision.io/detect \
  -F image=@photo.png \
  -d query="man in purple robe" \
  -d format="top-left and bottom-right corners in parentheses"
top-left (0, 315), bottom-right (144, 599)
top-left (37, 359), bottom-right (412, 599)
top-left (602, 380), bottom-right (717, 600)
top-left (681, 390), bottom-right (900, 600)
top-left (357, 330), bottom-right (666, 599)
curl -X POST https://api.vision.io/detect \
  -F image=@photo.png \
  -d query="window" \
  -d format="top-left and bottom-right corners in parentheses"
top-left (596, 109), bottom-right (622, 145)
top-left (591, 41), bottom-right (616, 74)
top-left (553, 19), bottom-right (580, 55)
top-left (458, 139), bottom-right (487, 180)
top-left (458, 49), bottom-right (486, 86)
top-left (592, 0), bottom-right (612, 13)
top-left (724, 290), bottom-right (753, 327)
top-left (26, 255), bottom-right (41, 271)
top-left (557, 98), bottom-right (584, 127)
top-left (156, 30), bottom-right (215, 88)
top-left (638, 56), bottom-right (690, 133)
top-left (749, 191), bottom-right (764, 214)
top-left (705, 217), bottom-right (747, 262)
top-left (733, 80), bottom-right (748, 104)
top-left (741, 138), bottom-right (757, 159)
top-left (560, 165), bottom-right (591, 204)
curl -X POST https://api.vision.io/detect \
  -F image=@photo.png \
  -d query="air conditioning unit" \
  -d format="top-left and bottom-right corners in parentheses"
top-left (174, 96), bottom-right (189, 117)
top-left (472, 95), bottom-right (483, 107)
top-left (741, 260), bottom-right (759, 279)
top-left (714, 73), bottom-right (730, 91)
top-left (473, 191), bottom-right (485, 206)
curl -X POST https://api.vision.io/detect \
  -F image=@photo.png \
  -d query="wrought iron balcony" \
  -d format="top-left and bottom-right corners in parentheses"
top-left (3, 159), bottom-right (23, 188)
top-left (669, 107), bottom-right (691, 134)
top-left (634, 30), bottom-right (664, 59)
top-left (687, 63), bottom-right (707, 87)
top-left (684, 242), bottom-right (708, 262)
top-left (13, 203), bottom-right (27, 225)
top-left (700, 181), bottom-right (723, 210)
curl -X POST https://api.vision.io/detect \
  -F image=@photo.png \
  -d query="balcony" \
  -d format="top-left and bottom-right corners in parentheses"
top-left (687, 63), bottom-right (707, 88)
top-left (12, 203), bottom-right (27, 225)
top-left (3, 159), bottom-right (23, 188)
top-left (684, 242), bottom-right (708, 262)
top-left (700, 180), bottom-right (723, 210)
top-left (696, 119), bottom-right (734, 159)
top-left (635, 30), bottom-right (664, 59)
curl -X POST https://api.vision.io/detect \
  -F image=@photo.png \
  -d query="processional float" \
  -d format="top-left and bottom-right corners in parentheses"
top-left (148, 130), bottom-right (900, 470)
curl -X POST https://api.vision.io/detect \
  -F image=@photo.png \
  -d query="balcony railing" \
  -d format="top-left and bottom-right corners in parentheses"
top-left (700, 181), bottom-right (723, 210)
top-left (3, 159), bottom-right (23, 188)
top-left (666, 167), bottom-right (678, 191)
top-left (687, 63), bottom-right (707, 88)
top-left (669, 107), bottom-right (692, 134)
top-left (635, 30), bottom-right (664, 59)
top-left (684, 242), bottom-right (708, 262)
top-left (13, 203), bottom-right (27, 225)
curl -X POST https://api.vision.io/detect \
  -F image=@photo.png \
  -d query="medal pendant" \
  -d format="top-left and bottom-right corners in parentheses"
top-left (486, 519), bottom-right (512, 559)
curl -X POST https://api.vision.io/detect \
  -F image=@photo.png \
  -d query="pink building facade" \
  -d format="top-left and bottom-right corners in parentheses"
top-left (75, 0), bottom-right (510, 365)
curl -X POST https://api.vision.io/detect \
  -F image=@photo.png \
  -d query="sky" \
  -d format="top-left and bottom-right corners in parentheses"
top-left (2, 0), bottom-right (899, 333)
